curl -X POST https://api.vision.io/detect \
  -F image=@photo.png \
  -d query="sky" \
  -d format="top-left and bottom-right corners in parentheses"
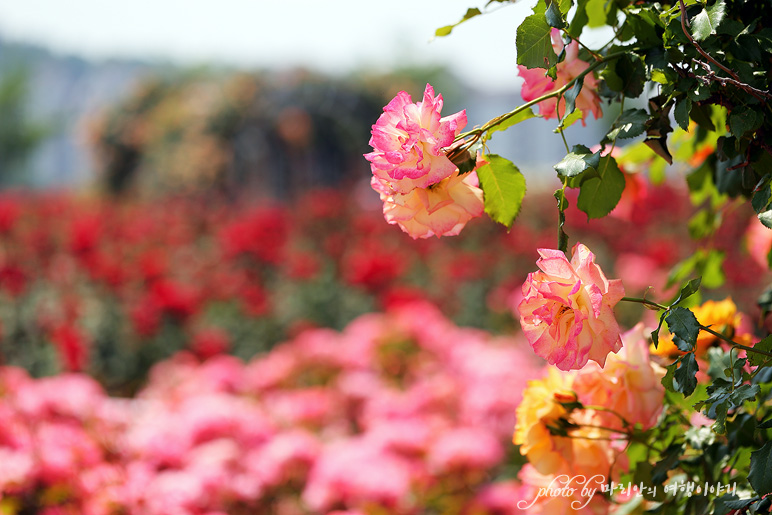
top-left (0, 0), bottom-right (535, 92)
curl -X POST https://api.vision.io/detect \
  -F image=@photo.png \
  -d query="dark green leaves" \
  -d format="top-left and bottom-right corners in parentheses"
top-left (651, 279), bottom-right (701, 346)
top-left (729, 106), bottom-right (764, 138)
top-left (674, 97), bottom-right (692, 131)
top-left (674, 352), bottom-right (699, 396)
top-left (517, 0), bottom-right (559, 69)
top-left (694, 375), bottom-right (759, 434)
top-left (605, 109), bottom-right (649, 141)
top-left (476, 154), bottom-right (527, 229)
top-left (748, 335), bottom-right (772, 368)
top-left (554, 144), bottom-right (600, 177)
top-left (749, 441), bottom-right (772, 495)
top-left (545, 0), bottom-right (565, 29)
top-left (759, 210), bottom-right (772, 229)
top-left (665, 307), bottom-right (700, 352)
top-left (435, 8), bottom-right (482, 37)
top-left (601, 53), bottom-right (646, 98)
top-left (576, 156), bottom-right (626, 219)
top-left (691, 0), bottom-right (726, 41)
top-left (673, 277), bottom-right (702, 306)
top-left (563, 77), bottom-right (583, 118)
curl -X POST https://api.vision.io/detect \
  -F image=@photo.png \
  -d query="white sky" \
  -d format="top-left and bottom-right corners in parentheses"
top-left (0, 0), bottom-right (535, 92)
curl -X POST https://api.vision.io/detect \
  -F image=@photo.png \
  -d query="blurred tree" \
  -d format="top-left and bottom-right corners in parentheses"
top-left (0, 69), bottom-right (49, 185)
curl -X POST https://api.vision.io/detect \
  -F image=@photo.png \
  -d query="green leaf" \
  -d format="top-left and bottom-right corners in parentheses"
top-left (729, 106), bottom-right (763, 137)
top-left (674, 352), bottom-right (699, 396)
top-left (554, 110), bottom-right (583, 132)
top-left (714, 495), bottom-right (755, 515)
top-left (673, 277), bottom-right (702, 306)
top-left (487, 108), bottom-right (538, 137)
top-left (554, 144), bottom-right (600, 177)
top-left (748, 335), bottom-right (772, 368)
top-left (576, 156), bottom-right (626, 219)
top-left (586, 0), bottom-right (609, 27)
top-left (652, 444), bottom-right (682, 484)
top-left (753, 182), bottom-right (772, 214)
top-left (476, 154), bottom-right (527, 228)
top-left (652, 310), bottom-right (668, 349)
top-left (516, 0), bottom-right (559, 69)
top-left (563, 77), bottom-right (583, 117)
top-left (691, 1), bottom-right (726, 41)
top-left (689, 210), bottom-right (720, 241)
top-left (662, 358), bottom-right (679, 392)
top-left (545, 0), bottom-right (565, 28)
top-left (674, 97), bottom-right (692, 131)
top-left (568, 0), bottom-right (589, 37)
top-left (666, 307), bottom-right (700, 352)
top-left (606, 109), bottom-right (648, 141)
top-left (749, 441), bottom-right (772, 495)
top-left (690, 103), bottom-right (716, 131)
top-left (603, 53), bottom-right (646, 98)
top-left (435, 7), bottom-right (482, 37)
top-left (760, 210), bottom-right (772, 229)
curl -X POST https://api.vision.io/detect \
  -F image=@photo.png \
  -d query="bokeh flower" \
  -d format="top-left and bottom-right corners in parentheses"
top-left (518, 243), bottom-right (625, 370)
top-left (573, 323), bottom-right (665, 431)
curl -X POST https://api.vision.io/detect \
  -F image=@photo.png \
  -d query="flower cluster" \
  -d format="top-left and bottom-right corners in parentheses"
top-left (513, 325), bottom-right (666, 514)
top-left (0, 302), bottom-right (541, 514)
top-left (365, 84), bottom-right (484, 238)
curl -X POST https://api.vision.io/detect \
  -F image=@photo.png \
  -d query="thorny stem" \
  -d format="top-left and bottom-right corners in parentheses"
top-left (620, 296), bottom-right (669, 311)
top-left (699, 324), bottom-right (772, 359)
top-left (677, 0), bottom-right (769, 103)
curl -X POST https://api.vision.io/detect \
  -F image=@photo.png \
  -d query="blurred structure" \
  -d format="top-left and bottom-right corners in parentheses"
top-left (87, 71), bottom-right (390, 199)
top-left (1, 36), bottom-right (606, 196)
top-left (0, 37), bottom-right (154, 187)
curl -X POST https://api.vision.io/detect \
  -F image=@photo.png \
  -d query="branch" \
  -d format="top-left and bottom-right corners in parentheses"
top-left (678, 0), bottom-right (769, 103)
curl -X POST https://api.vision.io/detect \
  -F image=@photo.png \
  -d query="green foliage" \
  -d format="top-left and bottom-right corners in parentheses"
top-left (413, 0), bottom-right (772, 511)
top-left (691, 1), bottom-right (726, 42)
top-left (665, 307), bottom-right (700, 352)
top-left (554, 144), bottom-right (600, 178)
top-left (476, 154), bottom-right (527, 228)
top-left (0, 69), bottom-right (50, 184)
top-left (576, 156), bottom-right (626, 219)
top-left (516, 0), bottom-right (558, 69)
top-left (435, 7), bottom-right (482, 37)
top-left (749, 441), bottom-right (772, 496)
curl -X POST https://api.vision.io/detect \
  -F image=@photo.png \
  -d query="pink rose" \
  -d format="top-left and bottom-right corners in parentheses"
top-left (517, 30), bottom-right (602, 125)
top-left (518, 243), bottom-right (625, 370)
top-left (573, 324), bottom-right (665, 431)
top-left (371, 171), bottom-right (483, 239)
top-left (365, 83), bottom-right (467, 194)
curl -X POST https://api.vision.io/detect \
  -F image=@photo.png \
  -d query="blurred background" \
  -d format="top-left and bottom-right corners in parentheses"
top-left (0, 0), bottom-right (610, 192)
top-left (0, 0), bottom-right (763, 385)
top-left (0, 3), bottom-right (770, 513)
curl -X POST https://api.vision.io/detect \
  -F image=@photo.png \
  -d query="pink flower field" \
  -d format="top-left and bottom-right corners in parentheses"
top-left (0, 179), bottom-right (768, 513)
